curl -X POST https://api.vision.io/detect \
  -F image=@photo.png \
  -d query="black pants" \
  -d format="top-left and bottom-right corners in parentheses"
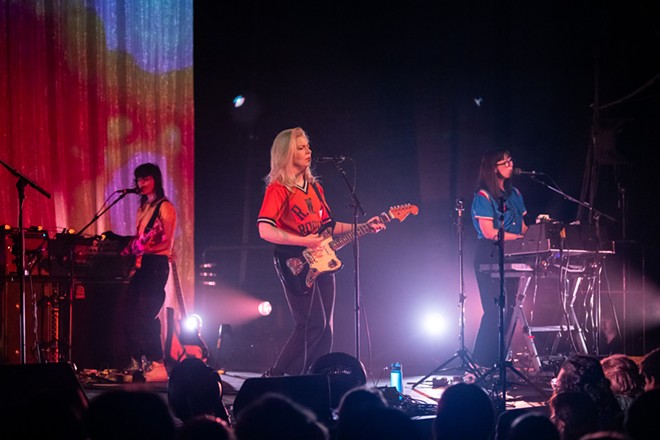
top-left (271, 255), bottom-right (336, 375)
top-left (472, 239), bottom-right (518, 367)
top-left (124, 254), bottom-right (169, 363)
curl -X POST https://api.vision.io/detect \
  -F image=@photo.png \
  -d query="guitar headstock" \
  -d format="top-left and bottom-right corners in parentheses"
top-left (387, 204), bottom-right (419, 222)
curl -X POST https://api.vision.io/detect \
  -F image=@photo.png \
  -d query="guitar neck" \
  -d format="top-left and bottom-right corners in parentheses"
top-left (330, 212), bottom-right (391, 252)
top-left (171, 262), bottom-right (187, 318)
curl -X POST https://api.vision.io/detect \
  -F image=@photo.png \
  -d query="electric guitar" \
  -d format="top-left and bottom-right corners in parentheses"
top-left (121, 222), bottom-right (163, 278)
top-left (275, 204), bottom-right (419, 294)
top-left (164, 260), bottom-right (209, 364)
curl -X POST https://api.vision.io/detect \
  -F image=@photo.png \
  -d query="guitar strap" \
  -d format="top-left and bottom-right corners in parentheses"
top-left (310, 181), bottom-right (334, 222)
top-left (144, 198), bottom-right (167, 234)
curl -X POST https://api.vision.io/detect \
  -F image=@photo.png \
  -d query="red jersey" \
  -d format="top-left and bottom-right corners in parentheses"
top-left (257, 180), bottom-right (333, 236)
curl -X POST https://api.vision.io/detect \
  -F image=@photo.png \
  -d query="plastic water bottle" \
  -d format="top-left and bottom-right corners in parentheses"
top-left (390, 362), bottom-right (403, 393)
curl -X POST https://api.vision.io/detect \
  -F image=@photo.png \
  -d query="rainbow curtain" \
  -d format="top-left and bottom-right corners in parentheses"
top-left (0, 1), bottom-right (195, 301)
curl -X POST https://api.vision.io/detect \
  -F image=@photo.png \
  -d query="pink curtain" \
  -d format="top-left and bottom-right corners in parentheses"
top-left (1, 1), bottom-right (195, 317)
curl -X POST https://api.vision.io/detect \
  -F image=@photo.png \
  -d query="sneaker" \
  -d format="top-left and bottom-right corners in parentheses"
top-left (143, 361), bottom-right (168, 382)
top-left (123, 357), bottom-right (141, 374)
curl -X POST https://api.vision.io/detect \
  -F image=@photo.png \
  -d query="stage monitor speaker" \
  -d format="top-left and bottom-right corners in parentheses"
top-left (0, 362), bottom-right (89, 432)
top-left (308, 351), bottom-right (367, 410)
top-left (232, 374), bottom-right (331, 425)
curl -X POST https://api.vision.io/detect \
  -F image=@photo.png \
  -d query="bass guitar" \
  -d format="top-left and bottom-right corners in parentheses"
top-left (164, 260), bottom-right (209, 365)
top-left (275, 204), bottom-right (419, 294)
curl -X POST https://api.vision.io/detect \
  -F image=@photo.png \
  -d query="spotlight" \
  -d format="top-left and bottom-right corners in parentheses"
top-left (183, 314), bottom-right (203, 333)
top-left (422, 312), bottom-right (447, 337)
top-left (233, 95), bottom-right (245, 108)
top-left (257, 301), bottom-right (272, 316)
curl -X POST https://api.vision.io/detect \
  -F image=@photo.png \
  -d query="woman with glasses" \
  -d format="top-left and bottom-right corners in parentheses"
top-left (470, 149), bottom-right (528, 368)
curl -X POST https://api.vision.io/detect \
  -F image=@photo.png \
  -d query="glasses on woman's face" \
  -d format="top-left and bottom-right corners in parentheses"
top-left (496, 158), bottom-right (514, 167)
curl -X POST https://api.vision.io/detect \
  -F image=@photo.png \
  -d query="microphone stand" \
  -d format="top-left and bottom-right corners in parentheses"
top-left (475, 196), bottom-right (547, 412)
top-left (77, 191), bottom-right (133, 237)
top-left (412, 198), bottom-right (481, 389)
top-left (329, 158), bottom-right (366, 362)
top-left (0, 159), bottom-right (52, 364)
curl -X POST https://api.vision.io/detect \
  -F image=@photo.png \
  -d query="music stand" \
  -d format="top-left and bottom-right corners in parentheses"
top-left (474, 196), bottom-right (547, 412)
top-left (412, 198), bottom-right (481, 389)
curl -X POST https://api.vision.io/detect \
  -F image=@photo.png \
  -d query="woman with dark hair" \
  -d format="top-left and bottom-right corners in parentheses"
top-left (470, 149), bottom-right (528, 367)
top-left (548, 355), bottom-right (624, 435)
top-left (122, 162), bottom-right (176, 381)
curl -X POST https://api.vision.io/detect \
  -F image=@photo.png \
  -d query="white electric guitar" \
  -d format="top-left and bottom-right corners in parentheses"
top-left (275, 204), bottom-right (419, 294)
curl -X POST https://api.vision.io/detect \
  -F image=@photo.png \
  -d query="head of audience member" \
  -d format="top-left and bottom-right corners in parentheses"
top-left (639, 347), bottom-right (660, 391)
top-left (175, 414), bottom-right (235, 440)
top-left (600, 354), bottom-right (644, 410)
top-left (167, 357), bottom-right (230, 424)
top-left (336, 386), bottom-right (388, 420)
top-left (433, 382), bottom-right (495, 440)
top-left (335, 405), bottom-right (423, 440)
top-left (233, 392), bottom-right (329, 440)
top-left (548, 391), bottom-right (600, 440)
top-left (84, 389), bottom-right (176, 440)
top-left (550, 355), bottom-right (623, 432)
top-left (507, 412), bottom-right (560, 440)
top-left (624, 388), bottom-right (660, 440)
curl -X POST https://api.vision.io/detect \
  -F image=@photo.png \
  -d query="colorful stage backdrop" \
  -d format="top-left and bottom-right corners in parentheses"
top-left (0, 1), bottom-right (195, 320)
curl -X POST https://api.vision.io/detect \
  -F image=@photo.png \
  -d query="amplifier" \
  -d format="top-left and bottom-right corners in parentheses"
top-left (48, 233), bottom-right (133, 280)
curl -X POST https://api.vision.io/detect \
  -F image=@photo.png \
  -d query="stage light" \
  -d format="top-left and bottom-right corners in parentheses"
top-left (183, 314), bottom-right (203, 333)
top-left (422, 312), bottom-right (447, 337)
top-left (257, 301), bottom-right (272, 316)
top-left (233, 95), bottom-right (245, 108)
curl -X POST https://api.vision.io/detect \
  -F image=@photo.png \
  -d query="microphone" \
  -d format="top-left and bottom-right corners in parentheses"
top-left (116, 187), bottom-right (141, 195)
top-left (314, 155), bottom-right (346, 164)
top-left (514, 168), bottom-right (543, 176)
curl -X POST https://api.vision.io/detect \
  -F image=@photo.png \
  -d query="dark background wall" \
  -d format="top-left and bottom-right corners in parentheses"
top-left (193, 2), bottom-right (660, 376)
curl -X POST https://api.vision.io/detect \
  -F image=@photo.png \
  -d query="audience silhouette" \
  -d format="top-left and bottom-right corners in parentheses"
top-left (600, 354), bottom-right (644, 411)
top-left (233, 392), bottom-right (329, 440)
top-left (433, 382), bottom-right (495, 440)
top-left (167, 357), bottom-right (230, 424)
top-left (549, 391), bottom-right (600, 440)
top-left (7, 348), bottom-right (660, 440)
top-left (507, 412), bottom-right (560, 440)
top-left (624, 388), bottom-right (660, 440)
top-left (639, 347), bottom-right (660, 391)
top-left (175, 414), bottom-right (236, 440)
top-left (84, 388), bottom-right (176, 439)
top-left (548, 354), bottom-right (623, 433)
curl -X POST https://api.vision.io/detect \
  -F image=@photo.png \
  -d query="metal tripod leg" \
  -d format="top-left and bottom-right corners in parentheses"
top-left (567, 275), bottom-right (589, 354)
top-left (411, 348), bottom-right (482, 389)
top-left (503, 275), bottom-right (543, 371)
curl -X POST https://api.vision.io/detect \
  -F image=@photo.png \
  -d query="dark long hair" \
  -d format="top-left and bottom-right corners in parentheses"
top-left (134, 163), bottom-right (165, 206)
top-left (476, 149), bottom-right (512, 198)
top-left (550, 355), bottom-right (623, 432)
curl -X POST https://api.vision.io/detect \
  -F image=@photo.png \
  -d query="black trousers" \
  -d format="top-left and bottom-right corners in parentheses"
top-left (271, 255), bottom-right (336, 375)
top-left (472, 239), bottom-right (518, 367)
top-left (124, 254), bottom-right (169, 363)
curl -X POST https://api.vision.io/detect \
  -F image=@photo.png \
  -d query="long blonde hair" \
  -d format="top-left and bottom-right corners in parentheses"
top-left (265, 127), bottom-right (317, 190)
